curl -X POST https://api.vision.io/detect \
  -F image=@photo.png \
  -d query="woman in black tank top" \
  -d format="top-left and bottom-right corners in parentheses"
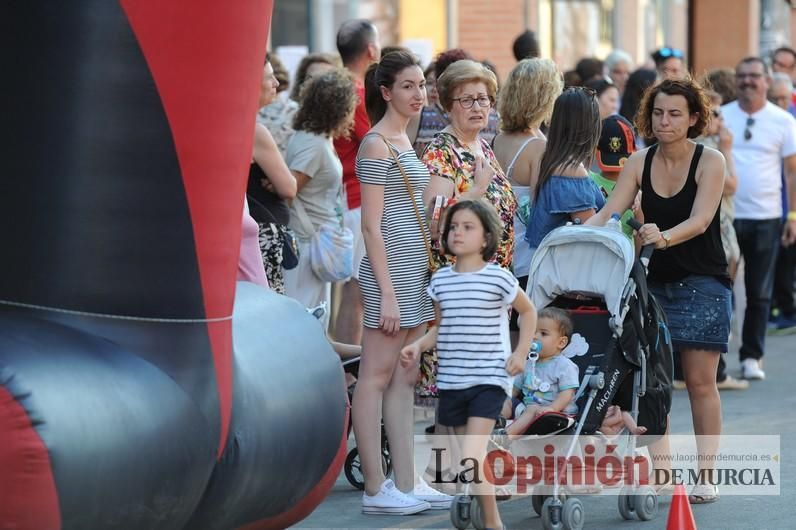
top-left (587, 78), bottom-right (729, 504)
top-left (247, 59), bottom-right (298, 293)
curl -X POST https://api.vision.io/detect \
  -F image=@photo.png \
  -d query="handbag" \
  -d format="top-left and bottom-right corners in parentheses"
top-left (292, 198), bottom-right (354, 282)
top-left (247, 193), bottom-right (299, 270)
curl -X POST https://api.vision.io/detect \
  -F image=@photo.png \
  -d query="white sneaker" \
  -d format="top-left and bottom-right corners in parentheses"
top-left (411, 476), bottom-right (454, 509)
top-left (362, 479), bottom-right (431, 515)
top-left (740, 359), bottom-right (765, 380)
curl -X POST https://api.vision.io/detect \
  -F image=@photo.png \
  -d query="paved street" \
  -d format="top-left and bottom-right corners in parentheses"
top-left (295, 330), bottom-right (794, 530)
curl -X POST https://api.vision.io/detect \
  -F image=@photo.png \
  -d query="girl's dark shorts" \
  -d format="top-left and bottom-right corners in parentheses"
top-left (648, 274), bottom-right (732, 353)
top-left (438, 384), bottom-right (507, 427)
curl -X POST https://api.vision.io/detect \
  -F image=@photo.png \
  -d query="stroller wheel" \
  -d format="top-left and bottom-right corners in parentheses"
top-left (617, 486), bottom-right (636, 520)
top-left (343, 447), bottom-right (389, 490)
top-left (531, 486), bottom-right (567, 517)
top-left (531, 492), bottom-right (545, 516)
top-left (634, 485), bottom-right (658, 521)
top-left (470, 497), bottom-right (486, 530)
top-left (344, 448), bottom-right (365, 490)
top-left (541, 496), bottom-right (564, 530)
top-left (381, 445), bottom-right (392, 478)
top-left (450, 494), bottom-right (472, 529)
top-left (561, 497), bottom-right (585, 530)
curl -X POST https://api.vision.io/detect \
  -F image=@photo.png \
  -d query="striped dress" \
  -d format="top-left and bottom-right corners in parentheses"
top-left (356, 144), bottom-right (435, 329)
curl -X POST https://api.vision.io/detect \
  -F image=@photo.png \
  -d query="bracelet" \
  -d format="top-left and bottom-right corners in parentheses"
top-left (788, 211), bottom-right (796, 221)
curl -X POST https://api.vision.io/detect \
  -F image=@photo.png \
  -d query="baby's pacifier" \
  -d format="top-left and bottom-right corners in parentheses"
top-left (528, 339), bottom-right (542, 362)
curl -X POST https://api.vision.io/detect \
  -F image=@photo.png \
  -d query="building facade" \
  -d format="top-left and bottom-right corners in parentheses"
top-left (270, 0), bottom-right (795, 81)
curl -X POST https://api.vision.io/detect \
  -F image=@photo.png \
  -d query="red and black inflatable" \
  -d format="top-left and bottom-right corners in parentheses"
top-left (0, 2), bottom-right (347, 529)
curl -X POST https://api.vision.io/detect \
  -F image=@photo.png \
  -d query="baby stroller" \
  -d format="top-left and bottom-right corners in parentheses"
top-left (341, 355), bottom-right (393, 490)
top-left (522, 221), bottom-right (673, 530)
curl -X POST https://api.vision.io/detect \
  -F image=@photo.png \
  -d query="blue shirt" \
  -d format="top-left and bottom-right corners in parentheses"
top-left (525, 175), bottom-right (606, 248)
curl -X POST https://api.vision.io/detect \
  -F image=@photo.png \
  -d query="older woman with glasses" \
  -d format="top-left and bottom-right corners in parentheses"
top-left (421, 59), bottom-right (517, 271)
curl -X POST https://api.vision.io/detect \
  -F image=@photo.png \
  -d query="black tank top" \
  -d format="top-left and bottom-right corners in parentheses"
top-left (246, 162), bottom-right (289, 225)
top-left (641, 144), bottom-right (729, 284)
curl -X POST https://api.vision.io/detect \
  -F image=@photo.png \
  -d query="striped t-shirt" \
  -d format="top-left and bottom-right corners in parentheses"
top-left (428, 264), bottom-right (519, 393)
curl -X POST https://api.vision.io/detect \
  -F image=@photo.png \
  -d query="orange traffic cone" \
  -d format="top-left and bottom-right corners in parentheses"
top-left (666, 484), bottom-right (697, 530)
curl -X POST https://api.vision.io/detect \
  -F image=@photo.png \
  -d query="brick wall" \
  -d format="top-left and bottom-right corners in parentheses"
top-left (456, 0), bottom-right (527, 83)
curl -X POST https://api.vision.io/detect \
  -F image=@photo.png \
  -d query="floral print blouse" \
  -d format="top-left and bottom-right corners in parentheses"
top-left (422, 131), bottom-right (517, 271)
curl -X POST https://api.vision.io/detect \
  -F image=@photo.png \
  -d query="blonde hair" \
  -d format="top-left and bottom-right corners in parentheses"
top-left (498, 58), bottom-right (562, 133)
top-left (437, 59), bottom-right (498, 112)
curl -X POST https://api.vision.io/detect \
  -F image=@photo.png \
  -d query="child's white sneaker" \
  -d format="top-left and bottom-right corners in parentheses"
top-left (411, 476), bottom-right (454, 509)
top-left (362, 479), bottom-right (431, 515)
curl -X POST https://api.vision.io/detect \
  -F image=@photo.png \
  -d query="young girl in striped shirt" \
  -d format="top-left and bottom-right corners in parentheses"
top-left (401, 199), bottom-right (537, 530)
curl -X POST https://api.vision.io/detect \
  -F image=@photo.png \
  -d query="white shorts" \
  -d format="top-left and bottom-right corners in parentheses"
top-left (343, 207), bottom-right (366, 281)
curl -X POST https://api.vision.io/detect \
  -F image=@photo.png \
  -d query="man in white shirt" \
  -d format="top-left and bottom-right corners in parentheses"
top-left (722, 57), bottom-right (796, 380)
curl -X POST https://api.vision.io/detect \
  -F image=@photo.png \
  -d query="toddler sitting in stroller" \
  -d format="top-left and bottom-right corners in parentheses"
top-left (502, 307), bottom-right (579, 437)
top-left (500, 307), bottom-right (649, 439)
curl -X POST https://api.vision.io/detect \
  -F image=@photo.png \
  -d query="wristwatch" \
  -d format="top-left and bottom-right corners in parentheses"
top-left (660, 231), bottom-right (672, 250)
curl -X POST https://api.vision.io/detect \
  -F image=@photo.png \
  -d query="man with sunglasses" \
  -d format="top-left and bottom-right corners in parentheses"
top-left (652, 46), bottom-right (686, 80)
top-left (721, 56), bottom-right (796, 380)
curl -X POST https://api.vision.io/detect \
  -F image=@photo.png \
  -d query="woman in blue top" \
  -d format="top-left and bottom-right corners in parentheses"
top-left (524, 87), bottom-right (605, 263)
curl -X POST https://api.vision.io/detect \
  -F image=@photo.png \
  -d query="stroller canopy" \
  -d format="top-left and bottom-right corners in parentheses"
top-left (527, 225), bottom-right (635, 319)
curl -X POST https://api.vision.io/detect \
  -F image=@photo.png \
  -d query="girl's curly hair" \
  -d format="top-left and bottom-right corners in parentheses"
top-left (293, 68), bottom-right (357, 138)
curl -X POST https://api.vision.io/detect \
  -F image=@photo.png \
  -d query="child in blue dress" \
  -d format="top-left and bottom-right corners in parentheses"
top-left (524, 87), bottom-right (605, 263)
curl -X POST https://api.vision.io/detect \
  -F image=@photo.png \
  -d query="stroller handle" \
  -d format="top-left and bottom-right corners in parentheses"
top-left (626, 217), bottom-right (655, 265)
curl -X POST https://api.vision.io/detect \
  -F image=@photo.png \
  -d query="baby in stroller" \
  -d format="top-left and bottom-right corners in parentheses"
top-left (501, 307), bottom-right (648, 439)
top-left (503, 307), bottom-right (579, 437)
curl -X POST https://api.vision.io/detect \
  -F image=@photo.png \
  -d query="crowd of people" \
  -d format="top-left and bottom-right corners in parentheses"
top-left (240, 19), bottom-right (796, 526)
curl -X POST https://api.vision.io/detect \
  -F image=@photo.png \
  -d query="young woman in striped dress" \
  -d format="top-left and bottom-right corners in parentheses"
top-left (352, 50), bottom-right (450, 515)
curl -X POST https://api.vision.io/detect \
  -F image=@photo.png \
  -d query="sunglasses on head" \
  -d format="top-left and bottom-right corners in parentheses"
top-left (565, 86), bottom-right (597, 98)
top-left (744, 117), bottom-right (755, 141)
top-left (658, 47), bottom-right (684, 59)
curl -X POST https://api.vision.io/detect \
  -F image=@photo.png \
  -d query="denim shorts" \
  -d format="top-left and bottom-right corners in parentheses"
top-left (648, 275), bottom-right (732, 353)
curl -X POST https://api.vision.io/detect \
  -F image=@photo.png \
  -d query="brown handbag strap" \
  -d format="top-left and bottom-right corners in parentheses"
top-left (377, 135), bottom-right (434, 268)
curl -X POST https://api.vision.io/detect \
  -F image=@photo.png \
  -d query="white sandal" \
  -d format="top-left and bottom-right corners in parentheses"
top-left (688, 484), bottom-right (719, 504)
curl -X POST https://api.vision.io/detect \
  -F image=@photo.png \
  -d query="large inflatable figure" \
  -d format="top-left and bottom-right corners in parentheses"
top-left (0, 2), bottom-right (347, 529)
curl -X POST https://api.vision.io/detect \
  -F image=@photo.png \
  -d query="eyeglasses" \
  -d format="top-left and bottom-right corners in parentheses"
top-left (736, 72), bottom-right (764, 80)
top-left (452, 95), bottom-right (494, 109)
top-left (657, 47), bottom-right (684, 59)
top-left (564, 86), bottom-right (597, 98)
top-left (744, 117), bottom-right (755, 141)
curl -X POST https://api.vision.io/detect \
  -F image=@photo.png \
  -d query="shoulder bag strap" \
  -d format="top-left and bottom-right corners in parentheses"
top-left (375, 134), bottom-right (435, 269)
top-left (291, 198), bottom-right (317, 238)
